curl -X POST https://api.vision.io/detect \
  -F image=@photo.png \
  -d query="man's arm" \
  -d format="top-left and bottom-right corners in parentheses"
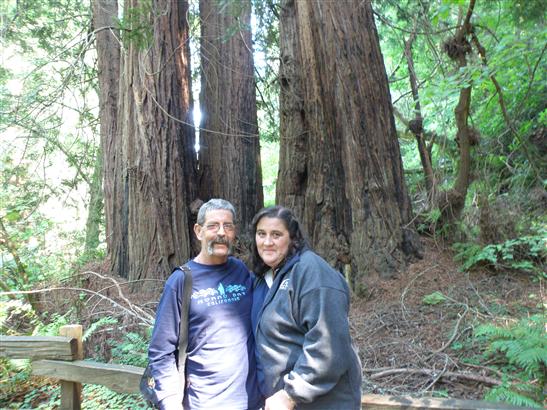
top-left (148, 272), bottom-right (185, 409)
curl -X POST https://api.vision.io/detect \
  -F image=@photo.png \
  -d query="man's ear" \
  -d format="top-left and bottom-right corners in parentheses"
top-left (194, 223), bottom-right (203, 240)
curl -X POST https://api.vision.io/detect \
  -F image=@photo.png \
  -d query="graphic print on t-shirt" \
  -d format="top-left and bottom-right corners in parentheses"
top-left (191, 281), bottom-right (247, 307)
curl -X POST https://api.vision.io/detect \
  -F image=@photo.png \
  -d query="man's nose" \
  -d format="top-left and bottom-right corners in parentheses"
top-left (217, 224), bottom-right (227, 235)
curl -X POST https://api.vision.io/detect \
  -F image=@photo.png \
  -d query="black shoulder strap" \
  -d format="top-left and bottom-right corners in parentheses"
top-left (177, 264), bottom-right (192, 395)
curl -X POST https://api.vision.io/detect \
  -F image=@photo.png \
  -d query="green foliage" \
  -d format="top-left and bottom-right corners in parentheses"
top-left (378, 0), bottom-right (546, 243)
top-left (0, 299), bottom-right (39, 334)
top-left (484, 385), bottom-right (543, 409)
top-left (83, 316), bottom-right (118, 342)
top-left (117, 0), bottom-right (154, 49)
top-left (253, 0), bottom-right (280, 144)
top-left (82, 384), bottom-right (151, 409)
top-left (110, 331), bottom-right (149, 367)
top-left (422, 291), bottom-right (447, 305)
top-left (1, 0), bottom-right (102, 307)
top-left (11, 383), bottom-right (152, 409)
top-left (453, 230), bottom-right (546, 276)
top-left (21, 383), bottom-right (60, 409)
top-left (33, 311), bottom-right (71, 336)
top-left (476, 315), bottom-right (546, 407)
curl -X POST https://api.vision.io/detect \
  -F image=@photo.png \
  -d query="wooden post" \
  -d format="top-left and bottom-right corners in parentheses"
top-left (59, 325), bottom-right (83, 410)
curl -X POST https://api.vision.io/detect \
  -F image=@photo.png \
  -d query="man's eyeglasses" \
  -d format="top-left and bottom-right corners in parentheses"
top-left (203, 223), bottom-right (235, 232)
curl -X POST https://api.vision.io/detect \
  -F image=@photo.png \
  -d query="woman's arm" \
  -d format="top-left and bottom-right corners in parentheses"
top-left (283, 284), bottom-right (353, 403)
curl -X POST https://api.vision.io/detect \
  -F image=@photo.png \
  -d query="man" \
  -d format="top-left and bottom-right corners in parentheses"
top-left (148, 199), bottom-right (262, 409)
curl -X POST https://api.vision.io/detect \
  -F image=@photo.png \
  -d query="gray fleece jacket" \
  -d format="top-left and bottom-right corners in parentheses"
top-left (251, 250), bottom-right (362, 409)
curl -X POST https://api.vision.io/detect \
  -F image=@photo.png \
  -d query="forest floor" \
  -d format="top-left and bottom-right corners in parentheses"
top-left (350, 237), bottom-right (541, 401)
top-left (2, 236), bottom-right (542, 407)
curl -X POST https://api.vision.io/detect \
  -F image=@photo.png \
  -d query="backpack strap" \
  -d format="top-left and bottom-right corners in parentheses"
top-left (177, 264), bottom-right (193, 397)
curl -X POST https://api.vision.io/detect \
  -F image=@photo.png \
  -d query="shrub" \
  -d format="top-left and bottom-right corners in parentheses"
top-left (453, 230), bottom-right (546, 277)
top-left (476, 314), bottom-right (546, 407)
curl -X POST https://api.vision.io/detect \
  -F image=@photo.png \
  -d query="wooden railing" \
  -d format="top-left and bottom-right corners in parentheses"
top-left (0, 325), bottom-right (528, 410)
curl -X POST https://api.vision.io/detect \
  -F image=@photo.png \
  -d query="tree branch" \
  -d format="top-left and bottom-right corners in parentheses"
top-left (366, 367), bottom-right (502, 386)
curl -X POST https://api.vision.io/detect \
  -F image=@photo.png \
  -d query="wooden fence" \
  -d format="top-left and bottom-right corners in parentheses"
top-left (0, 325), bottom-right (527, 410)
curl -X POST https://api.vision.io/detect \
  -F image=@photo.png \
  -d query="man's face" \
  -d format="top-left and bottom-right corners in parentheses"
top-left (194, 209), bottom-right (236, 261)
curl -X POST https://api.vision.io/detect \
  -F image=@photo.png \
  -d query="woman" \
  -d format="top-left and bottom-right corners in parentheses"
top-left (250, 206), bottom-right (362, 410)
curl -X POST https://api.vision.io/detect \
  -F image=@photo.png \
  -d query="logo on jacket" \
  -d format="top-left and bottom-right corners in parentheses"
top-left (279, 279), bottom-right (290, 290)
top-left (192, 283), bottom-right (247, 306)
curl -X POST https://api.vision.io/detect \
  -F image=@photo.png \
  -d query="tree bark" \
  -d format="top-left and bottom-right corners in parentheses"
top-left (198, 0), bottom-right (263, 243)
top-left (100, 0), bottom-right (196, 280)
top-left (277, 0), bottom-right (421, 283)
top-left (92, 0), bottom-right (122, 272)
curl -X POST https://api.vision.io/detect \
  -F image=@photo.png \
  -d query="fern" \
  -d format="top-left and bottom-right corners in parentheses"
top-left (110, 332), bottom-right (149, 367)
top-left (485, 385), bottom-right (543, 408)
top-left (476, 314), bottom-right (546, 407)
top-left (83, 316), bottom-right (118, 341)
top-left (453, 230), bottom-right (546, 276)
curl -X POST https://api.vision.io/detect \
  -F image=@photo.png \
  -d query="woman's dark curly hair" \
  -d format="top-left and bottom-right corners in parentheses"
top-left (250, 206), bottom-right (310, 276)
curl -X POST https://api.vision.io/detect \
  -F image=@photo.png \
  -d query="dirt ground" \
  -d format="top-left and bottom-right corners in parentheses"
top-left (350, 237), bottom-right (542, 400)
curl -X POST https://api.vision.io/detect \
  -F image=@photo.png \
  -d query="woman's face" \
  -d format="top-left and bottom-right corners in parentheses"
top-left (255, 217), bottom-right (291, 270)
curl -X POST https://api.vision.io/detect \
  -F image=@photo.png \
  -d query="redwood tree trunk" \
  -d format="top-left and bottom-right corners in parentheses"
top-left (103, 0), bottom-right (196, 280)
top-left (198, 0), bottom-right (263, 242)
top-left (277, 0), bottom-right (421, 282)
top-left (92, 0), bottom-right (121, 269)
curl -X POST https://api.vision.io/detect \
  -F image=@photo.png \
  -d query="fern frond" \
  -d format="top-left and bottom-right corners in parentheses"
top-left (476, 323), bottom-right (513, 339)
top-left (515, 347), bottom-right (547, 375)
top-left (83, 316), bottom-right (118, 341)
top-left (485, 386), bottom-right (543, 408)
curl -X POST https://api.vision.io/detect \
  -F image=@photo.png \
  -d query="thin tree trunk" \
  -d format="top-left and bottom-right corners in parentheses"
top-left (438, 0), bottom-right (476, 225)
top-left (92, 0), bottom-right (121, 272)
top-left (277, 0), bottom-right (421, 283)
top-left (404, 28), bottom-right (435, 197)
top-left (84, 146), bottom-right (103, 255)
top-left (198, 0), bottom-right (263, 243)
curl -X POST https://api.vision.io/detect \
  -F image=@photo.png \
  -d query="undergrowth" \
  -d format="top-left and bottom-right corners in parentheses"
top-left (476, 314), bottom-right (546, 408)
top-left (453, 229), bottom-right (546, 278)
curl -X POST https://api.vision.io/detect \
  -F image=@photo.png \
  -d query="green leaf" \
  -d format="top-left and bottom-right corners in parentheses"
top-left (422, 291), bottom-right (447, 305)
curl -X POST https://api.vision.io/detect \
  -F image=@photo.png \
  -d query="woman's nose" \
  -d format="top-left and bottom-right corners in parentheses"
top-left (264, 235), bottom-right (272, 245)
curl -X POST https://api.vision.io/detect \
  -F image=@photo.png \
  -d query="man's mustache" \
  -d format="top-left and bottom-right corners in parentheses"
top-left (206, 236), bottom-right (233, 256)
top-left (211, 237), bottom-right (230, 245)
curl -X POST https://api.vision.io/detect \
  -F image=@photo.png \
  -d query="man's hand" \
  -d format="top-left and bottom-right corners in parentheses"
top-left (264, 389), bottom-right (297, 410)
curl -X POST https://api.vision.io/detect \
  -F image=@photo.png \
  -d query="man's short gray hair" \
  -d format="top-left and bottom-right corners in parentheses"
top-left (196, 198), bottom-right (236, 225)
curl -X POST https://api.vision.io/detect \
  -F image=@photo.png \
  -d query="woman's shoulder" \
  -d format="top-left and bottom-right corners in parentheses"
top-left (293, 250), bottom-right (348, 290)
top-left (298, 249), bottom-right (332, 269)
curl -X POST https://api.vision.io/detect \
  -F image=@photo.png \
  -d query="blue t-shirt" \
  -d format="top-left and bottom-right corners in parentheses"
top-left (149, 257), bottom-right (263, 410)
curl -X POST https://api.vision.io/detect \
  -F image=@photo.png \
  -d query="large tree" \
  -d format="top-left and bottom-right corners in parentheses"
top-left (96, 0), bottom-right (197, 281)
top-left (277, 0), bottom-right (421, 283)
top-left (198, 0), bottom-right (263, 242)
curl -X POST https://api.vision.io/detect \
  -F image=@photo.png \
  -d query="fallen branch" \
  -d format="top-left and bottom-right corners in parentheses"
top-left (0, 287), bottom-right (154, 326)
top-left (400, 265), bottom-right (438, 320)
top-left (423, 355), bottom-right (450, 394)
top-left (428, 304), bottom-right (469, 357)
top-left (365, 367), bottom-right (502, 386)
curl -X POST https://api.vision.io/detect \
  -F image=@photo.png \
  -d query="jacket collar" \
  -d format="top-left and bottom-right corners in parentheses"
top-left (258, 252), bottom-right (301, 318)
